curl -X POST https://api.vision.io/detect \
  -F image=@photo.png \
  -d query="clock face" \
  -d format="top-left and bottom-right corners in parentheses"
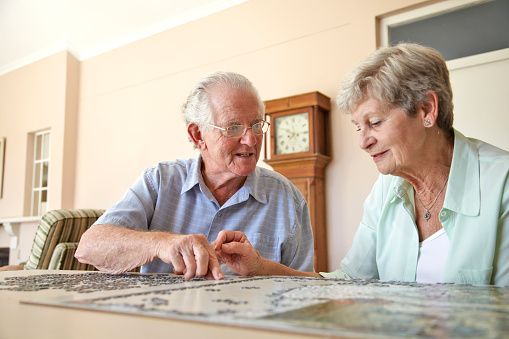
top-left (275, 112), bottom-right (310, 154)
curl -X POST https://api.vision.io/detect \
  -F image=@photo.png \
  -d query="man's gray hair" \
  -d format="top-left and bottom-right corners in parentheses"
top-left (182, 71), bottom-right (264, 129)
top-left (337, 43), bottom-right (454, 135)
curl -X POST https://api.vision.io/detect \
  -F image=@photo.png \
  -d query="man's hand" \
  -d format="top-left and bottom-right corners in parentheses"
top-left (157, 233), bottom-right (223, 280)
top-left (76, 225), bottom-right (224, 279)
top-left (213, 230), bottom-right (264, 276)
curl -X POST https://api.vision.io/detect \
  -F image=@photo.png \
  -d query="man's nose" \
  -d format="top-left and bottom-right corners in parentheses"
top-left (240, 127), bottom-right (258, 146)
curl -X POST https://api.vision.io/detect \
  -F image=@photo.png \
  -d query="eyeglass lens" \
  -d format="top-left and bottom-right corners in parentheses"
top-left (226, 121), bottom-right (268, 137)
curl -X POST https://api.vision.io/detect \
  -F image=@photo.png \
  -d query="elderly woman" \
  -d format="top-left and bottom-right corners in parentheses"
top-left (216, 43), bottom-right (509, 286)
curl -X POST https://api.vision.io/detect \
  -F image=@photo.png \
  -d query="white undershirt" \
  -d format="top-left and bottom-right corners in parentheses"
top-left (415, 228), bottom-right (450, 284)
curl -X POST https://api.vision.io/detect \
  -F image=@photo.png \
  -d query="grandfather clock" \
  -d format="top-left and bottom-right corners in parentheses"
top-left (264, 91), bottom-right (331, 272)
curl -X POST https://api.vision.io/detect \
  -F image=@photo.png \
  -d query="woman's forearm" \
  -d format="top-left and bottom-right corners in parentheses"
top-left (257, 258), bottom-right (321, 277)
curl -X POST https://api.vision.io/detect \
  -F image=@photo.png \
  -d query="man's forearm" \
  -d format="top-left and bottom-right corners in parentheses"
top-left (75, 224), bottom-right (169, 273)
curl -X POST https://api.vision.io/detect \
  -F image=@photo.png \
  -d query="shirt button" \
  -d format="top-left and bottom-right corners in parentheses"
top-left (440, 211), bottom-right (447, 217)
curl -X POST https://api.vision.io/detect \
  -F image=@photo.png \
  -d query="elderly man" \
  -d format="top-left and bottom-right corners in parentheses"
top-left (75, 72), bottom-right (314, 280)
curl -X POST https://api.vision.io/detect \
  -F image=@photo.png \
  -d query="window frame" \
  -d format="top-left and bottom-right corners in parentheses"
top-left (30, 130), bottom-right (50, 216)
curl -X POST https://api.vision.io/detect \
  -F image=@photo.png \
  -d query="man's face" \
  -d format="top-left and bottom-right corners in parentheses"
top-left (200, 86), bottom-right (263, 179)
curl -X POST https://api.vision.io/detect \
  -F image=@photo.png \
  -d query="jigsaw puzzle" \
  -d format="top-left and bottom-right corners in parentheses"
top-left (2, 272), bottom-right (508, 337)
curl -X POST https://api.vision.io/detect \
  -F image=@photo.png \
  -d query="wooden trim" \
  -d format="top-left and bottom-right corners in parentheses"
top-left (265, 91), bottom-right (331, 113)
top-left (265, 154), bottom-right (330, 178)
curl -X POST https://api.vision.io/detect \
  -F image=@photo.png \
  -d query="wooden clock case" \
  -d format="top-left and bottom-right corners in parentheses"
top-left (264, 91), bottom-right (331, 271)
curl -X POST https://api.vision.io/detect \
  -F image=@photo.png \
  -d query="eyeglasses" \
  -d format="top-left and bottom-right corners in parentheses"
top-left (207, 120), bottom-right (270, 138)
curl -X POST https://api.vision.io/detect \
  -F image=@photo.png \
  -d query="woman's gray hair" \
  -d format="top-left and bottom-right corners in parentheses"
top-left (337, 43), bottom-right (454, 135)
top-left (182, 71), bottom-right (264, 129)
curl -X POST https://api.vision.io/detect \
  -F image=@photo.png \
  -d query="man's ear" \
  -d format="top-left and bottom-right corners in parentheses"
top-left (188, 123), bottom-right (205, 149)
top-left (420, 91), bottom-right (439, 127)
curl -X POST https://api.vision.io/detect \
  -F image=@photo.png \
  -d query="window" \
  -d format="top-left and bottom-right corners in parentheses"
top-left (379, 0), bottom-right (509, 60)
top-left (384, 0), bottom-right (509, 61)
top-left (31, 130), bottom-right (50, 216)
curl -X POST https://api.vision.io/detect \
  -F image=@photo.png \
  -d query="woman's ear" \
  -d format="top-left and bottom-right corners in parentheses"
top-left (187, 123), bottom-right (205, 149)
top-left (421, 91), bottom-right (439, 127)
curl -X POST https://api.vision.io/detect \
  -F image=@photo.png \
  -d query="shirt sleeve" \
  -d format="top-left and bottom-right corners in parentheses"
top-left (321, 176), bottom-right (386, 279)
top-left (93, 167), bottom-right (159, 230)
top-left (282, 197), bottom-right (315, 272)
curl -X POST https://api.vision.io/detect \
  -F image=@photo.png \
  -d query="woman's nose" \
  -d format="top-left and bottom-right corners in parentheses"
top-left (359, 130), bottom-right (375, 150)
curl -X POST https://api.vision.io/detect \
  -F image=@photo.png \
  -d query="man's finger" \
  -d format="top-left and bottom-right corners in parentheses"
top-left (193, 243), bottom-right (210, 277)
top-left (181, 245), bottom-right (197, 280)
top-left (227, 230), bottom-right (248, 243)
top-left (213, 231), bottom-right (226, 250)
top-left (221, 242), bottom-right (248, 255)
top-left (215, 230), bottom-right (247, 249)
top-left (171, 251), bottom-right (186, 275)
top-left (206, 242), bottom-right (223, 280)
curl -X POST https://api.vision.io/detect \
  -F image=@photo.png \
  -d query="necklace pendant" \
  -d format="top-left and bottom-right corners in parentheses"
top-left (424, 210), bottom-right (431, 222)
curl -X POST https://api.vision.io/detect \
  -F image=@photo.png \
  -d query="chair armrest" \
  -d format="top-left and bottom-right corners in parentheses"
top-left (48, 242), bottom-right (97, 271)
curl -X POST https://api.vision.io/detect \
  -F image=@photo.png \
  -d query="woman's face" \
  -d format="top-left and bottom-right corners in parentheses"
top-left (351, 97), bottom-right (426, 176)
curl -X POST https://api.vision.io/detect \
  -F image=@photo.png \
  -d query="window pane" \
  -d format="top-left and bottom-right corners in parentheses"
top-left (42, 133), bottom-right (50, 159)
top-left (34, 163), bottom-right (41, 188)
top-left (32, 190), bottom-right (40, 216)
top-left (41, 190), bottom-right (47, 214)
top-left (35, 134), bottom-right (42, 160)
top-left (388, 0), bottom-right (509, 60)
top-left (42, 162), bottom-right (48, 187)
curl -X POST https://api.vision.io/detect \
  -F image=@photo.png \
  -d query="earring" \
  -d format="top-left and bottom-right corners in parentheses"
top-left (424, 119), bottom-right (432, 127)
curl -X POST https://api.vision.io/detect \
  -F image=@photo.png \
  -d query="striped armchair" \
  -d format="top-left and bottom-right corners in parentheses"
top-left (24, 209), bottom-right (105, 271)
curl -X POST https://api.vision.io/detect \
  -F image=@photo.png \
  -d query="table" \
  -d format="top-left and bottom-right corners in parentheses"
top-left (1, 270), bottom-right (508, 339)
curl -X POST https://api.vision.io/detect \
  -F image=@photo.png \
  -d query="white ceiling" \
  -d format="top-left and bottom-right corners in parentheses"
top-left (0, 0), bottom-right (246, 75)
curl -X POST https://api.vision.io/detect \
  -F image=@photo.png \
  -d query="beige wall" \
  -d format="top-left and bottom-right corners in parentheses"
top-left (0, 51), bottom-right (79, 217)
top-left (0, 0), bottom-right (430, 268)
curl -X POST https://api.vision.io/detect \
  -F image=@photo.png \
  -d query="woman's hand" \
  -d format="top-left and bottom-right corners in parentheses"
top-left (213, 230), bottom-right (264, 276)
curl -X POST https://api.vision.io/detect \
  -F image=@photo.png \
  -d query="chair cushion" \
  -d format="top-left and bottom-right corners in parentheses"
top-left (24, 209), bottom-right (104, 270)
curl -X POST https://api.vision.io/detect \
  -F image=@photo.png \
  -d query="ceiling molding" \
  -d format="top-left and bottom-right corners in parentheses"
top-left (0, 0), bottom-right (246, 77)
top-left (0, 41), bottom-right (76, 76)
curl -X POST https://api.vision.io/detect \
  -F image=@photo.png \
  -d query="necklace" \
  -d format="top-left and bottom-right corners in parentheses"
top-left (415, 178), bottom-right (448, 222)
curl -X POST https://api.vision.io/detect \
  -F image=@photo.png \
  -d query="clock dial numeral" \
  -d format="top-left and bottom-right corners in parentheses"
top-left (275, 112), bottom-right (309, 155)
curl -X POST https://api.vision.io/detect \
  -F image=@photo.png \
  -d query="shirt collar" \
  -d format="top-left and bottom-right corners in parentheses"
top-left (443, 129), bottom-right (480, 216)
top-left (243, 167), bottom-right (268, 204)
top-left (181, 156), bottom-right (203, 194)
top-left (388, 129), bottom-right (480, 216)
top-left (180, 156), bottom-right (267, 204)
top-left (389, 176), bottom-right (413, 203)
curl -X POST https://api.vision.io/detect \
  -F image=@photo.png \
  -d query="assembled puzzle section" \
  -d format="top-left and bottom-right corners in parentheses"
top-left (1, 272), bottom-right (508, 338)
